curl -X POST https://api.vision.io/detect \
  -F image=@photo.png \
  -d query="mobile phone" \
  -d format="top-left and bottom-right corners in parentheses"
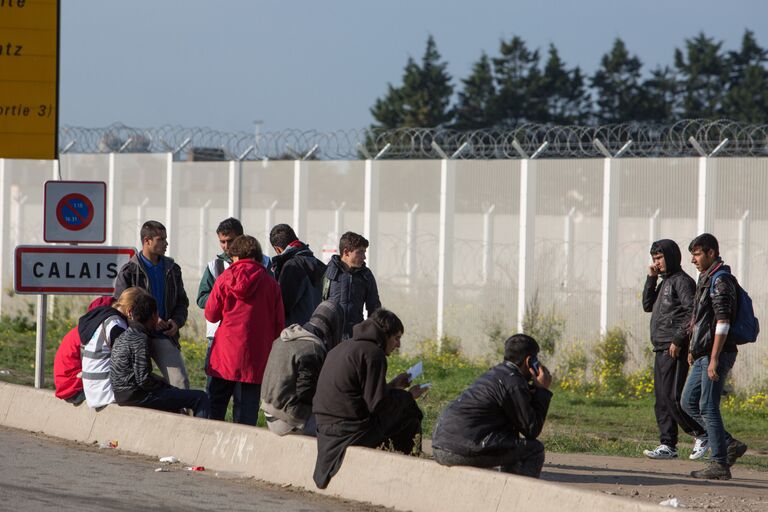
top-left (530, 356), bottom-right (541, 374)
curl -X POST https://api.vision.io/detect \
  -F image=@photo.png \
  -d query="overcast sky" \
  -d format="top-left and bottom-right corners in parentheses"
top-left (59, 0), bottom-right (767, 133)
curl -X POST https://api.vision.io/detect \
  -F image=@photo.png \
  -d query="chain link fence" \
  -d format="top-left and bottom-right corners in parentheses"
top-left (59, 119), bottom-right (768, 160)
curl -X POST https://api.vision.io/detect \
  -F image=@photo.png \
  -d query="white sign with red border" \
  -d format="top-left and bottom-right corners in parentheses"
top-left (14, 246), bottom-right (135, 295)
top-left (44, 181), bottom-right (107, 243)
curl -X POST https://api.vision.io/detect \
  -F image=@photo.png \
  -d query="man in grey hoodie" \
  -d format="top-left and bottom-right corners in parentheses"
top-left (260, 300), bottom-right (344, 436)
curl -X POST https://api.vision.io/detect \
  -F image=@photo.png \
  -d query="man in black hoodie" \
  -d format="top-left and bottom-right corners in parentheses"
top-left (642, 239), bottom-right (706, 461)
top-left (269, 224), bottom-right (326, 326)
top-left (312, 309), bottom-right (425, 489)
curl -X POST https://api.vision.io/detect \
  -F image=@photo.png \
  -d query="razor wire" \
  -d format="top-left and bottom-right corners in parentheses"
top-left (58, 119), bottom-right (768, 160)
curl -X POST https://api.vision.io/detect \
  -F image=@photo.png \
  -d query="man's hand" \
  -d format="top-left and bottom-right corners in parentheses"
top-left (408, 384), bottom-right (427, 399)
top-left (388, 372), bottom-right (411, 389)
top-left (688, 352), bottom-right (693, 366)
top-left (162, 319), bottom-right (179, 337)
top-left (648, 264), bottom-right (659, 277)
top-left (531, 364), bottom-right (552, 390)
top-left (707, 358), bottom-right (719, 381)
top-left (668, 344), bottom-right (680, 359)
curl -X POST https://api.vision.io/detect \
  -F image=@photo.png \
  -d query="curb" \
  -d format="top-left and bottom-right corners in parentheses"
top-left (0, 382), bottom-right (663, 511)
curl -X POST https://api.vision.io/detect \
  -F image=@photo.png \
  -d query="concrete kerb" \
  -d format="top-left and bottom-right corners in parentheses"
top-left (0, 383), bottom-right (665, 512)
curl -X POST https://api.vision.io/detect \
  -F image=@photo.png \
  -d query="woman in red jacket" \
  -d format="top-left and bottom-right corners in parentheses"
top-left (205, 235), bottom-right (284, 425)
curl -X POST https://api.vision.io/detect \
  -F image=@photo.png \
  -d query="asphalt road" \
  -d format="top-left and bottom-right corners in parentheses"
top-left (0, 425), bottom-right (386, 512)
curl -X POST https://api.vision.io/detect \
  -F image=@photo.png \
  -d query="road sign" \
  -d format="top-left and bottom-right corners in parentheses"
top-left (14, 245), bottom-right (135, 294)
top-left (0, 0), bottom-right (60, 160)
top-left (44, 181), bottom-right (106, 243)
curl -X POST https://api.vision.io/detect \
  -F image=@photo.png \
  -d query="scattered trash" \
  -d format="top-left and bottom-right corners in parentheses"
top-left (98, 440), bottom-right (118, 449)
top-left (185, 466), bottom-right (205, 471)
top-left (631, 490), bottom-right (639, 496)
top-left (660, 498), bottom-right (684, 508)
top-left (159, 456), bottom-right (179, 464)
top-left (154, 468), bottom-right (169, 473)
top-left (281, 483), bottom-right (291, 488)
top-left (0, 369), bottom-right (10, 375)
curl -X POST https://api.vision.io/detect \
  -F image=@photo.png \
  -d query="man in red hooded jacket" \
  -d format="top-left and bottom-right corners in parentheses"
top-left (205, 235), bottom-right (284, 425)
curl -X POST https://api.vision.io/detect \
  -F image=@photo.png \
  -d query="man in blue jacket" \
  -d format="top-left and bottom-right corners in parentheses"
top-left (323, 231), bottom-right (381, 339)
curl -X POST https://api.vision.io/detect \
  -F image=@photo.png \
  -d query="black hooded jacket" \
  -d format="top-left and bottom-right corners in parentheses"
top-left (77, 306), bottom-right (127, 348)
top-left (642, 239), bottom-right (696, 351)
top-left (312, 318), bottom-right (389, 425)
top-left (271, 242), bottom-right (327, 326)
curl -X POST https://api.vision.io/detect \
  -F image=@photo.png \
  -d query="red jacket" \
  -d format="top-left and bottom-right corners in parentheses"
top-left (205, 259), bottom-right (284, 384)
top-left (54, 327), bottom-right (83, 399)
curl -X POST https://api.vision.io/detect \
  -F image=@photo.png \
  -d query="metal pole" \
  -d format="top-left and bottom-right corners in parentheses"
top-left (199, 199), bottom-right (212, 274)
top-left (264, 200), bottom-right (278, 257)
top-left (481, 204), bottom-right (496, 285)
top-left (436, 155), bottom-right (455, 348)
top-left (738, 210), bottom-right (750, 287)
top-left (405, 204), bottom-right (419, 287)
top-left (333, 202), bottom-right (346, 242)
top-left (137, 197), bottom-right (149, 243)
top-left (563, 207), bottom-right (575, 290)
top-left (292, 160), bottom-right (308, 238)
top-left (35, 294), bottom-right (48, 389)
top-left (0, 159), bottom-right (8, 315)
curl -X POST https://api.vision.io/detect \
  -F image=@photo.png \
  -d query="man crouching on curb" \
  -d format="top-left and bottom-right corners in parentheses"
top-left (431, 333), bottom-right (552, 478)
top-left (312, 309), bottom-right (425, 489)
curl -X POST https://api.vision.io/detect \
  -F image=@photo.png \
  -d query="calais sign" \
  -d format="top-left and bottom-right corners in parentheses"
top-left (14, 246), bottom-right (135, 294)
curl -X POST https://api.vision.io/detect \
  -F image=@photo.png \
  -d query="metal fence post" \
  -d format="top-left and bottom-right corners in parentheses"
top-left (516, 141), bottom-right (547, 332)
top-left (405, 203), bottom-right (419, 287)
top-left (165, 153), bottom-right (179, 258)
top-left (199, 199), bottom-right (212, 274)
top-left (738, 210), bottom-right (750, 287)
top-left (482, 204), bottom-right (496, 286)
top-left (106, 153), bottom-right (120, 245)
top-left (596, 139), bottom-right (632, 336)
top-left (333, 201), bottom-right (346, 243)
top-left (229, 146), bottom-right (254, 221)
top-left (293, 160), bottom-right (308, 238)
top-left (264, 200), bottom-right (278, 257)
top-left (563, 206), bottom-right (575, 290)
top-left (363, 144), bottom-right (388, 272)
top-left (692, 138), bottom-right (727, 235)
top-left (649, 208), bottom-right (660, 247)
top-left (435, 150), bottom-right (455, 347)
top-left (0, 159), bottom-right (8, 314)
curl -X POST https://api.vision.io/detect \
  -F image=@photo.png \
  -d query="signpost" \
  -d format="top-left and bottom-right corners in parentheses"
top-left (44, 181), bottom-right (106, 242)
top-left (14, 179), bottom-right (121, 389)
top-left (0, 0), bottom-right (60, 160)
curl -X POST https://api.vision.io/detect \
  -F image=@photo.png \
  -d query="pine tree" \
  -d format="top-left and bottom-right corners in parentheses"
top-left (674, 33), bottom-right (728, 118)
top-left (642, 65), bottom-right (680, 122)
top-left (723, 30), bottom-right (768, 123)
top-left (454, 52), bottom-right (497, 129)
top-left (492, 36), bottom-right (541, 126)
top-left (369, 35), bottom-right (454, 130)
top-left (538, 44), bottom-right (591, 124)
top-left (591, 38), bottom-right (648, 123)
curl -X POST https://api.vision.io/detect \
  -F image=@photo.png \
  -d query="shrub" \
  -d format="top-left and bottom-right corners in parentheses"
top-left (521, 291), bottom-right (564, 356)
top-left (594, 327), bottom-right (628, 396)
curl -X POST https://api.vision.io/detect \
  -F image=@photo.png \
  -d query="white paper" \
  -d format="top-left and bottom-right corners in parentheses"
top-left (420, 383), bottom-right (432, 389)
top-left (407, 361), bottom-right (423, 380)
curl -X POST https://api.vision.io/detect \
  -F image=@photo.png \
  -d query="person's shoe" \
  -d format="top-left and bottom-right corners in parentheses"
top-left (690, 461), bottom-right (731, 480)
top-left (726, 439), bottom-right (748, 466)
top-left (689, 437), bottom-right (710, 460)
top-left (643, 444), bottom-right (678, 459)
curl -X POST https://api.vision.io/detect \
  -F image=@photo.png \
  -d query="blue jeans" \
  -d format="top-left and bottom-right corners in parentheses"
top-left (208, 377), bottom-right (261, 426)
top-left (133, 387), bottom-right (210, 418)
top-left (681, 352), bottom-right (736, 464)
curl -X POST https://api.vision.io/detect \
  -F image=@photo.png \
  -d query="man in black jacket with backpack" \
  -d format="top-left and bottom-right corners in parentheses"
top-left (641, 239), bottom-right (708, 461)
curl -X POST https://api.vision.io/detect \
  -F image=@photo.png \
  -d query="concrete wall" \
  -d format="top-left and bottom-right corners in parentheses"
top-left (0, 382), bottom-right (663, 512)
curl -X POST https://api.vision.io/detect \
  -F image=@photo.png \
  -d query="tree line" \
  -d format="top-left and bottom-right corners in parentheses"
top-left (370, 31), bottom-right (768, 130)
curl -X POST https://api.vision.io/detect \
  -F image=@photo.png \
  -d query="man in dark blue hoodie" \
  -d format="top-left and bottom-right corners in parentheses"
top-left (641, 239), bottom-right (707, 461)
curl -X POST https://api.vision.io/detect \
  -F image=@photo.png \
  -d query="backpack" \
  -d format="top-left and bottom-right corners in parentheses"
top-left (710, 270), bottom-right (759, 344)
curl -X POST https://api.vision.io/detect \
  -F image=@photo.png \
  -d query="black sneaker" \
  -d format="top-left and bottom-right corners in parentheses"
top-left (690, 462), bottom-right (732, 480)
top-left (726, 439), bottom-right (748, 466)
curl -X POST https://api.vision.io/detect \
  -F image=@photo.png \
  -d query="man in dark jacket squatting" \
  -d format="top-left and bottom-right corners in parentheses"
top-left (312, 308), bottom-right (425, 489)
top-left (431, 333), bottom-right (552, 478)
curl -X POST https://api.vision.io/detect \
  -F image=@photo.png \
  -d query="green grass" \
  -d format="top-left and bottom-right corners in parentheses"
top-left (1, 318), bottom-right (766, 470)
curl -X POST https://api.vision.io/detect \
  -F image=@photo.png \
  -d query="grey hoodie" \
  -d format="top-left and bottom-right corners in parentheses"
top-left (260, 324), bottom-right (327, 427)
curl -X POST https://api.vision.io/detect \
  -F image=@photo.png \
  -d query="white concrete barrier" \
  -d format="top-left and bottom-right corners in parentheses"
top-left (0, 382), bottom-right (663, 512)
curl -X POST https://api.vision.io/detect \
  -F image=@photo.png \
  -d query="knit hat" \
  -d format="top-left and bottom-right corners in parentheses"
top-left (304, 300), bottom-right (344, 350)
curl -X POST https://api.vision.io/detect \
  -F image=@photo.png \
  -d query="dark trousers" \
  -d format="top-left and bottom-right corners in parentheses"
top-left (208, 377), bottom-right (261, 426)
top-left (132, 387), bottom-right (210, 418)
top-left (432, 439), bottom-right (546, 478)
top-left (653, 349), bottom-right (706, 447)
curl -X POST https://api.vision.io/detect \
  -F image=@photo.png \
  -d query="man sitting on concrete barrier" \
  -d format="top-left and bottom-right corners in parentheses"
top-left (110, 291), bottom-right (209, 418)
top-left (312, 308), bottom-right (425, 489)
top-left (431, 333), bottom-right (552, 478)
top-left (260, 300), bottom-right (344, 436)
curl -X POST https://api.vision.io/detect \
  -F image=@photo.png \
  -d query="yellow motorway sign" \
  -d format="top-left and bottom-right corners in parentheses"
top-left (0, 0), bottom-right (59, 160)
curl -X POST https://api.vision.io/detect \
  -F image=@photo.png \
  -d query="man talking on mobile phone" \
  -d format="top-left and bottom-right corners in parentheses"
top-left (641, 239), bottom-right (708, 461)
top-left (431, 334), bottom-right (552, 478)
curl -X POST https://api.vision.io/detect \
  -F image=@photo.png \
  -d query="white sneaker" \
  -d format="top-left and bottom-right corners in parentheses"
top-left (643, 444), bottom-right (678, 459)
top-left (690, 437), bottom-right (710, 460)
